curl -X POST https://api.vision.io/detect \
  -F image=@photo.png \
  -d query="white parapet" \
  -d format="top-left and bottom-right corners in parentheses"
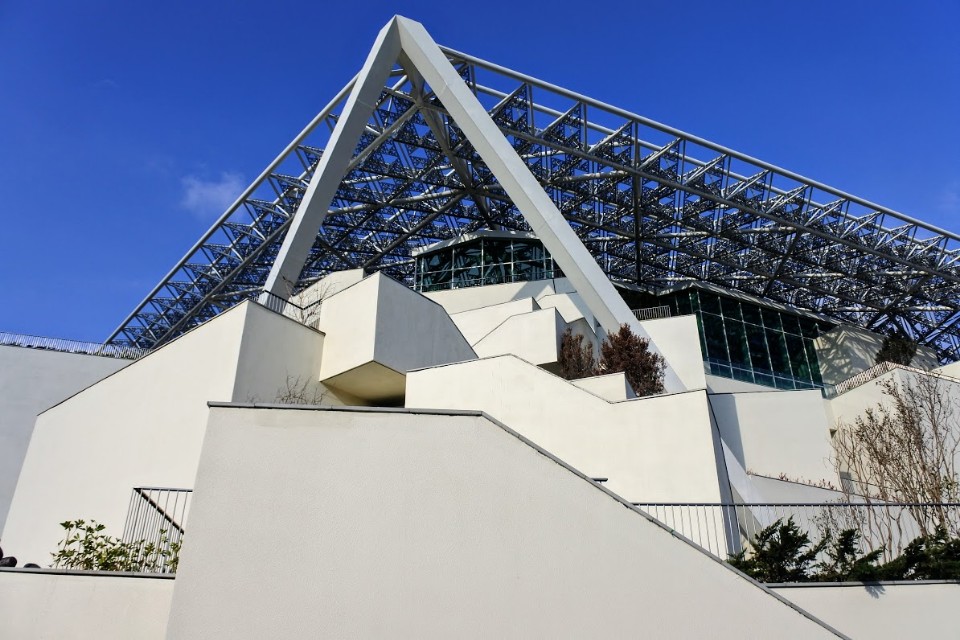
top-left (449, 297), bottom-right (541, 345)
top-left (406, 354), bottom-right (725, 504)
top-left (316, 272), bottom-right (476, 402)
top-left (2, 302), bottom-right (325, 565)
top-left (165, 404), bottom-right (840, 639)
top-left (0, 571), bottom-right (173, 640)
top-left (472, 308), bottom-right (566, 367)
top-left (709, 388), bottom-right (835, 486)
top-left (0, 346), bottom-right (130, 531)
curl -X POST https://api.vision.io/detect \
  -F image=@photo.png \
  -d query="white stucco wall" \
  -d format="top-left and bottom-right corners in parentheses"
top-left (449, 297), bottom-right (540, 345)
top-left (709, 389), bottom-right (835, 485)
top-left (166, 405), bottom-right (840, 639)
top-left (1, 303), bottom-right (325, 566)
top-left (472, 308), bottom-right (564, 366)
top-left (0, 570), bottom-right (173, 639)
top-left (772, 582), bottom-right (960, 640)
top-left (637, 314), bottom-right (707, 392)
top-left (571, 371), bottom-right (635, 402)
top-left (425, 278), bottom-right (564, 314)
top-left (0, 346), bottom-right (129, 531)
top-left (317, 272), bottom-right (475, 400)
top-left (406, 355), bottom-right (726, 504)
top-left (816, 325), bottom-right (939, 385)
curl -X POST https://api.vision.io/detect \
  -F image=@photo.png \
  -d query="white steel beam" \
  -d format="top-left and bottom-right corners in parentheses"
top-left (394, 17), bottom-right (685, 390)
top-left (264, 15), bottom-right (686, 391)
top-left (264, 18), bottom-right (402, 296)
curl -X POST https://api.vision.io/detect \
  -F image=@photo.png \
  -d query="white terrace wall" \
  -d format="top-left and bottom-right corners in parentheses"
top-left (406, 355), bottom-right (725, 504)
top-left (636, 314), bottom-right (707, 392)
top-left (816, 325), bottom-right (938, 386)
top-left (0, 345), bottom-right (129, 530)
top-left (166, 406), bottom-right (840, 639)
top-left (709, 389), bottom-right (835, 486)
top-left (772, 582), bottom-right (960, 640)
top-left (316, 273), bottom-right (475, 401)
top-left (449, 297), bottom-right (539, 345)
top-left (1, 302), bottom-right (324, 565)
top-left (473, 308), bottom-right (565, 366)
top-left (0, 570), bottom-right (173, 640)
top-left (424, 277), bottom-right (575, 314)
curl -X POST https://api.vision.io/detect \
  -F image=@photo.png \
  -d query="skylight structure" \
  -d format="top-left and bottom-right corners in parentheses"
top-left (108, 18), bottom-right (960, 364)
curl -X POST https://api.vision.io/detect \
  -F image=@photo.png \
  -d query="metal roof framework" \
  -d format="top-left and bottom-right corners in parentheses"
top-left (108, 23), bottom-right (960, 363)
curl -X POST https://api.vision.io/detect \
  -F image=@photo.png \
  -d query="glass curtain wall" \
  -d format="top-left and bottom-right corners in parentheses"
top-left (663, 289), bottom-right (830, 390)
top-left (414, 237), bottom-right (561, 292)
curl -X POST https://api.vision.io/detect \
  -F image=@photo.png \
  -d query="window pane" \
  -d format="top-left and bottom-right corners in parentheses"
top-left (725, 318), bottom-right (750, 367)
top-left (747, 323), bottom-right (771, 372)
top-left (805, 340), bottom-right (823, 385)
top-left (702, 313), bottom-right (728, 362)
top-left (700, 293), bottom-right (721, 315)
top-left (781, 313), bottom-right (802, 337)
top-left (721, 297), bottom-right (743, 322)
top-left (786, 333), bottom-right (810, 380)
top-left (741, 302), bottom-right (763, 326)
top-left (761, 308), bottom-right (782, 331)
top-left (767, 330), bottom-right (791, 376)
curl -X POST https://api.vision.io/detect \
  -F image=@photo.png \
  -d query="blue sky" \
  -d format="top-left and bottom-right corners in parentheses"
top-left (1, 1), bottom-right (958, 341)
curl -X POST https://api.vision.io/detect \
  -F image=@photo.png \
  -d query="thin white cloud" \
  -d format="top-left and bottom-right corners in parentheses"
top-left (181, 172), bottom-right (245, 218)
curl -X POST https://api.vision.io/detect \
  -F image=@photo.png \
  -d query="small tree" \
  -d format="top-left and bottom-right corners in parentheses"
top-left (728, 517), bottom-right (825, 582)
top-left (557, 328), bottom-right (596, 381)
top-left (832, 375), bottom-right (960, 548)
top-left (598, 324), bottom-right (666, 396)
top-left (875, 331), bottom-right (918, 366)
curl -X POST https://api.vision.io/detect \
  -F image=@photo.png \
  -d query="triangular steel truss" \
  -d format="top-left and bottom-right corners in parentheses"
top-left (108, 17), bottom-right (960, 364)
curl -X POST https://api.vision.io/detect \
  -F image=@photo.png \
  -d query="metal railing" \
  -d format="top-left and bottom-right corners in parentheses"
top-left (822, 361), bottom-right (960, 398)
top-left (255, 291), bottom-right (323, 330)
top-left (634, 502), bottom-right (960, 561)
top-left (0, 331), bottom-right (146, 360)
top-left (631, 306), bottom-right (672, 321)
top-left (122, 487), bottom-right (192, 573)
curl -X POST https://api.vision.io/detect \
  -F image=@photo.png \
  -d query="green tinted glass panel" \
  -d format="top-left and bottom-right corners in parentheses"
top-left (453, 244), bottom-right (483, 269)
top-left (702, 313), bottom-right (728, 362)
top-left (721, 297), bottom-right (743, 322)
top-left (800, 318), bottom-right (820, 339)
top-left (781, 314), bottom-right (802, 337)
top-left (767, 330), bottom-right (790, 375)
top-left (483, 239), bottom-right (509, 265)
top-left (725, 319), bottom-right (750, 366)
top-left (761, 308), bottom-right (782, 331)
top-left (805, 340), bottom-right (823, 384)
top-left (741, 302), bottom-right (763, 326)
top-left (700, 293), bottom-right (721, 315)
top-left (746, 323), bottom-right (771, 371)
top-left (786, 333), bottom-right (810, 379)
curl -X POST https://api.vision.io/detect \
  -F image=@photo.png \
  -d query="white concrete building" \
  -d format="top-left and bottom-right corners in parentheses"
top-left (3, 15), bottom-right (960, 639)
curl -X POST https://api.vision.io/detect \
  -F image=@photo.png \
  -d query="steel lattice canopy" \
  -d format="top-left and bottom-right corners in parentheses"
top-left (107, 24), bottom-right (960, 363)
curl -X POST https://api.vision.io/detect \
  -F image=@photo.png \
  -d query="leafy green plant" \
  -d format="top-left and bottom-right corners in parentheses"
top-left (728, 517), bottom-right (826, 582)
top-left (51, 519), bottom-right (180, 573)
top-left (879, 526), bottom-right (960, 580)
top-left (816, 529), bottom-right (883, 582)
